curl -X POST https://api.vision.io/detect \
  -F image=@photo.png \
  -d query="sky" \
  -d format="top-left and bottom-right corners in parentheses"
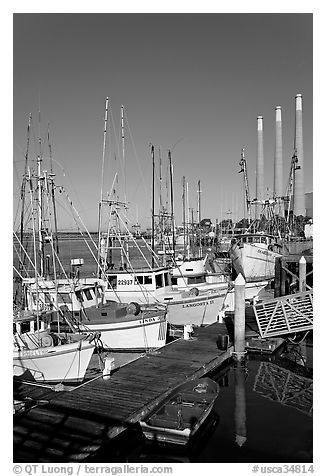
top-left (13, 13), bottom-right (313, 232)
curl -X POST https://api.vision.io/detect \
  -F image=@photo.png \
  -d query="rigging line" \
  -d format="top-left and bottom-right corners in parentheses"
top-left (59, 186), bottom-right (120, 298)
top-left (110, 225), bottom-right (157, 304)
top-left (114, 207), bottom-right (159, 269)
top-left (13, 265), bottom-right (24, 280)
top-left (13, 243), bottom-right (29, 278)
top-left (108, 107), bottom-right (125, 195)
top-left (124, 112), bottom-right (149, 197)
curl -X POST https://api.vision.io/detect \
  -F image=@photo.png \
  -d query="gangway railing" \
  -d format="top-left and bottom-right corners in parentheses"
top-left (253, 290), bottom-right (313, 338)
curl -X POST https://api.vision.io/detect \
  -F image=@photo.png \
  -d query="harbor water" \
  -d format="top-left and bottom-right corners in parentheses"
top-left (87, 337), bottom-right (313, 463)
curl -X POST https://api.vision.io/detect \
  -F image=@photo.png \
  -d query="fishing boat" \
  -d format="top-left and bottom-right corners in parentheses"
top-left (230, 232), bottom-right (282, 281)
top-left (140, 377), bottom-right (219, 445)
top-left (13, 309), bottom-right (97, 383)
top-left (49, 300), bottom-right (167, 351)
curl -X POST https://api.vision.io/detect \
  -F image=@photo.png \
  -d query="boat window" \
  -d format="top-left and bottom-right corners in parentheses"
top-left (84, 289), bottom-right (93, 301)
top-left (74, 311), bottom-right (80, 318)
top-left (135, 276), bottom-right (144, 285)
top-left (13, 323), bottom-right (17, 334)
top-left (156, 273), bottom-right (163, 289)
top-left (21, 321), bottom-right (30, 334)
top-left (261, 236), bottom-right (267, 244)
top-left (171, 277), bottom-right (178, 286)
top-left (57, 293), bottom-right (72, 304)
top-left (188, 276), bottom-right (205, 285)
top-left (242, 237), bottom-right (247, 243)
top-left (253, 236), bottom-right (260, 243)
top-left (144, 275), bottom-right (152, 285)
top-left (247, 237), bottom-right (253, 243)
top-left (164, 273), bottom-right (170, 286)
top-left (101, 312), bottom-right (108, 317)
top-left (107, 275), bottom-right (117, 290)
top-left (75, 290), bottom-right (83, 302)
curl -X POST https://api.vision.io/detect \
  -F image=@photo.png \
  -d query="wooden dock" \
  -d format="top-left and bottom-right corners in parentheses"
top-left (13, 322), bottom-right (233, 462)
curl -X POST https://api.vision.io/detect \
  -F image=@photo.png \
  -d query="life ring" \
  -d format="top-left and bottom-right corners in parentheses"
top-left (126, 301), bottom-right (141, 316)
top-left (189, 287), bottom-right (199, 297)
top-left (40, 335), bottom-right (54, 348)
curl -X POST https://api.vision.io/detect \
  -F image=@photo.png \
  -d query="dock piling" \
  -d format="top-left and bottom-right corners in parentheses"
top-left (299, 256), bottom-right (307, 292)
top-left (233, 273), bottom-right (247, 361)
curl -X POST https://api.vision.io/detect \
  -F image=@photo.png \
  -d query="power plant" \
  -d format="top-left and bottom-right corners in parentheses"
top-left (255, 115), bottom-right (264, 218)
top-left (293, 93), bottom-right (305, 216)
top-left (274, 106), bottom-right (283, 216)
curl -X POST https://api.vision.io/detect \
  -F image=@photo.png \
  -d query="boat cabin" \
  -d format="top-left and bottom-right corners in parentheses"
top-left (105, 267), bottom-right (172, 293)
top-left (22, 280), bottom-right (103, 313)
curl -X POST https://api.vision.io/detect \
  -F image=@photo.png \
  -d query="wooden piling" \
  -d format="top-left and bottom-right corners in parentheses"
top-left (233, 273), bottom-right (246, 361)
top-left (299, 256), bottom-right (307, 292)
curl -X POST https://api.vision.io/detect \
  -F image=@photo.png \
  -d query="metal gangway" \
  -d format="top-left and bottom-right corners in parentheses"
top-left (253, 290), bottom-right (313, 338)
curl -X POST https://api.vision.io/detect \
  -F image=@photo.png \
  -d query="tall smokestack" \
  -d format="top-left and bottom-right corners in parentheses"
top-left (256, 115), bottom-right (264, 218)
top-left (274, 106), bottom-right (283, 215)
top-left (294, 94), bottom-right (305, 216)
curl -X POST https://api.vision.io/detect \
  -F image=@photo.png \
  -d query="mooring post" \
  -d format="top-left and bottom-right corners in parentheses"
top-left (299, 255), bottom-right (307, 292)
top-left (233, 273), bottom-right (246, 361)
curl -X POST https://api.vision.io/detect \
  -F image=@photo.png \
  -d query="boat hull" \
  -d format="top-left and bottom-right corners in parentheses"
top-left (82, 314), bottom-right (167, 351)
top-left (13, 340), bottom-right (95, 383)
top-left (230, 242), bottom-right (281, 281)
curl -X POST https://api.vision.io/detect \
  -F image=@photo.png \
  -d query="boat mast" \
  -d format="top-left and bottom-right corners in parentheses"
top-left (186, 180), bottom-right (190, 258)
top-left (168, 150), bottom-right (175, 256)
top-left (97, 97), bottom-right (109, 277)
top-left (151, 144), bottom-right (155, 267)
top-left (47, 123), bottom-right (59, 256)
top-left (239, 148), bottom-right (252, 223)
top-left (28, 167), bottom-right (40, 336)
top-left (121, 105), bottom-right (127, 204)
top-left (182, 175), bottom-right (186, 256)
top-left (197, 180), bottom-right (202, 257)
top-left (37, 105), bottom-right (44, 277)
top-left (19, 113), bottom-right (32, 271)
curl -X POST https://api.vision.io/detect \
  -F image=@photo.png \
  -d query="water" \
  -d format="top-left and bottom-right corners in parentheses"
top-left (88, 337), bottom-right (313, 463)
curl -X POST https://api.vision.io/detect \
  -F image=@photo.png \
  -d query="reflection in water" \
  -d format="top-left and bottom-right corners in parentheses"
top-left (253, 361), bottom-right (313, 417)
top-left (234, 361), bottom-right (247, 447)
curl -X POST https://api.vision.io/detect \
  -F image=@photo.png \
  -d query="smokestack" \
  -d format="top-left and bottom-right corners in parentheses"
top-left (274, 106), bottom-right (283, 215)
top-left (294, 94), bottom-right (305, 216)
top-left (256, 116), bottom-right (264, 218)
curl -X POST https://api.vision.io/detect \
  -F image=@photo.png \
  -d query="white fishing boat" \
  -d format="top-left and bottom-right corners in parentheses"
top-left (21, 277), bottom-right (168, 351)
top-left (230, 233), bottom-right (282, 281)
top-left (13, 311), bottom-right (96, 383)
top-left (71, 301), bottom-right (167, 351)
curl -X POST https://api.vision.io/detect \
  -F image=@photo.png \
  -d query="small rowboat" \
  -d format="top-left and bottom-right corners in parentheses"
top-left (140, 377), bottom-right (219, 445)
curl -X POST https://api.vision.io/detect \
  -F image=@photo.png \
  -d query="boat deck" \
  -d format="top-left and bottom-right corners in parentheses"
top-left (13, 321), bottom-right (232, 462)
